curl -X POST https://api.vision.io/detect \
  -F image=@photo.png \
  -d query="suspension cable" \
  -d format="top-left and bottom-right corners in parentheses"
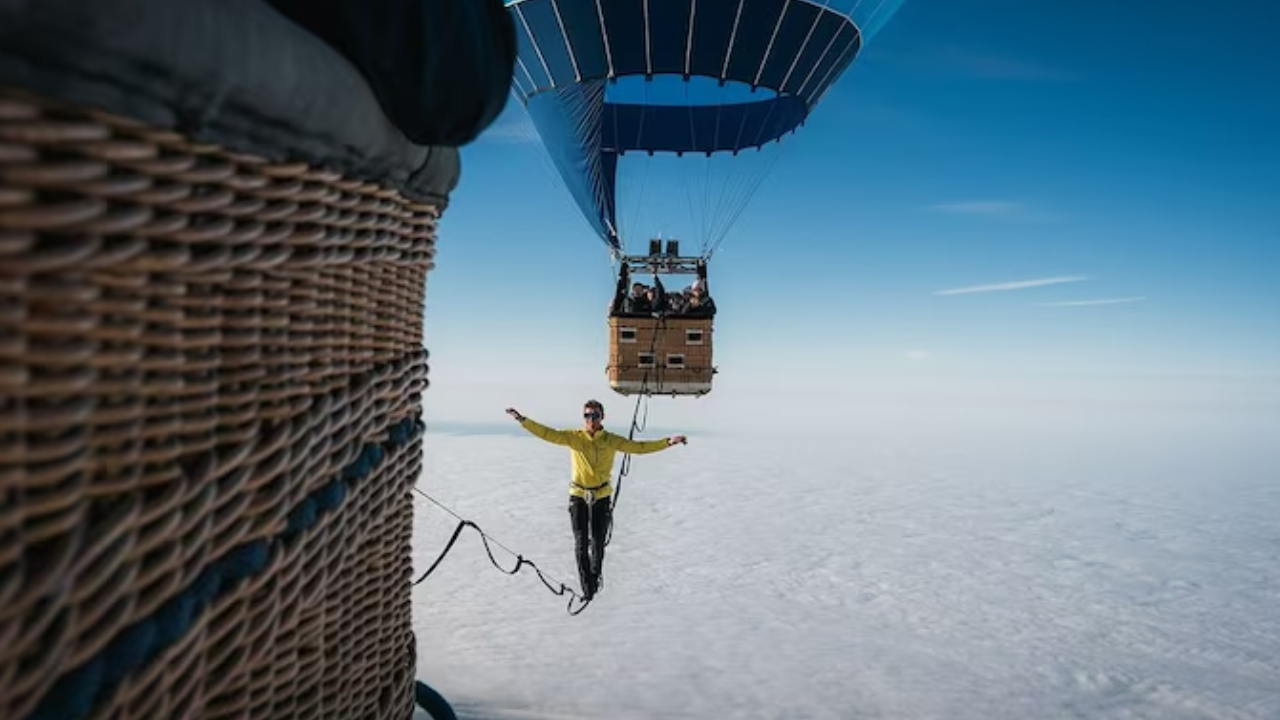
top-left (604, 300), bottom-right (665, 546)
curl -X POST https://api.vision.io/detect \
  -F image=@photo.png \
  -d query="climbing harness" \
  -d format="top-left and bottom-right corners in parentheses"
top-left (572, 482), bottom-right (607, 506)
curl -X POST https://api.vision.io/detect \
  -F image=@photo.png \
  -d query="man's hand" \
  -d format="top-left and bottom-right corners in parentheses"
top-left (505, 407), bottom-right (525, 422)
top-left (667, 435), bottom-right (687, 446)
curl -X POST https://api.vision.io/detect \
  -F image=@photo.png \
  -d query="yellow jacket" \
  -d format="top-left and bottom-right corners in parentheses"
top-left (518, 417), bottom-right (670, 499)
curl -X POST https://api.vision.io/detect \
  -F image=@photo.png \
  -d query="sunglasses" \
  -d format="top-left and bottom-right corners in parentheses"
top-left (583, 411), bottom-right (602, 419)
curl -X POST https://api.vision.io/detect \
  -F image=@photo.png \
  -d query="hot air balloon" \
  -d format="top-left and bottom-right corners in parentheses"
top-left (506, 0), bottom-right (905, 397)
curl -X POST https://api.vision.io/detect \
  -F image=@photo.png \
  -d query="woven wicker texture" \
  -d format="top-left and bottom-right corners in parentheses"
top-left (1, 85), bottom-right (434, 720)
top-left (607, 316), bottom-right (715, 390)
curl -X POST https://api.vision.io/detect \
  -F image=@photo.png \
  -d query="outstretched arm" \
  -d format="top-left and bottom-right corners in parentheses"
top-left (506, 407), bottom-right (574, 446)
top-left (613, 434), bottom-right (687, 454)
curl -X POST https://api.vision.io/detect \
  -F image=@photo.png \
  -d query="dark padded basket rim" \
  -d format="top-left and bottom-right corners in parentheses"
top-left (0, 0), bottom-right (462, 209)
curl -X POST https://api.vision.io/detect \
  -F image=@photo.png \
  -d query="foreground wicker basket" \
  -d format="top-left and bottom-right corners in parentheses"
top-left (1, 84), bottom-right (436, 719)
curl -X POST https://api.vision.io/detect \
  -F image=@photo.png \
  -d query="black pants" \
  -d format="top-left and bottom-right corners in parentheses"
top-left (568, 496), bottom-right (612, 598)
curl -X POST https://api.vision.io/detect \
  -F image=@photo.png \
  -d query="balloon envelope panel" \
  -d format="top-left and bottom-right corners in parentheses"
top-left (506, 0), bottom-right (906, 252)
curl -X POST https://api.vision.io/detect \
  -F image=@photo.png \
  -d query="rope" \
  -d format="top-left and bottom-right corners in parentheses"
top-left (603, 387), bottom-right (648, 547)
top-left (604, 344), bottom-right (654, 547)
top-left (412, 486), bottom-right (594, 616)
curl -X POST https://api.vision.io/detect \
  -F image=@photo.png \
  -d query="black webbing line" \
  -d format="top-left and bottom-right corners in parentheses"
top-left (604, 310), bottom-right (663, 547)
top-left (411, 486), bottom-right (593, 616)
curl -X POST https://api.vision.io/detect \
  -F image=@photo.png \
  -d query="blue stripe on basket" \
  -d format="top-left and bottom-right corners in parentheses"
top-left (27, 414), bottom-right (426, 720)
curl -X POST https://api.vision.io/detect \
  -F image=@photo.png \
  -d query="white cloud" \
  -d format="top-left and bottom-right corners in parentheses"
top-left (411, 424), bottom-right (1278, 720)
top-left (906, 350), bottom-right (930, 360)
top-left (933, 47), bottom-right (1081, 82)
top-left (927, 201), bottom-right (1024, 216)
top-left (935, 276), bottom-right (1088, 295)
top-left (924, 200), bottom-right (1062, 223)
top-left (879, 44), bottom-right (1081, 83)
top-left (1036, 297), bottom-right (1147, 307)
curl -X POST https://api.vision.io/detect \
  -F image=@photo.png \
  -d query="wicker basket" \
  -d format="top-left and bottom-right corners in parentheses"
top-left (607, 315), bottom-right (715, 396)
top-left (1, 85), bottom-right (435, 720)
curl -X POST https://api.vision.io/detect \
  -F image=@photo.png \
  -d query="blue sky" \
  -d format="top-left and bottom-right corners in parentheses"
top-left (420, 0), bottom-right (1279, 430)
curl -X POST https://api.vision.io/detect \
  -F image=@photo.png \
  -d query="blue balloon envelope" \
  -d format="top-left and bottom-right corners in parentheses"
top-left (506, 0), bottom-right (906, 256)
